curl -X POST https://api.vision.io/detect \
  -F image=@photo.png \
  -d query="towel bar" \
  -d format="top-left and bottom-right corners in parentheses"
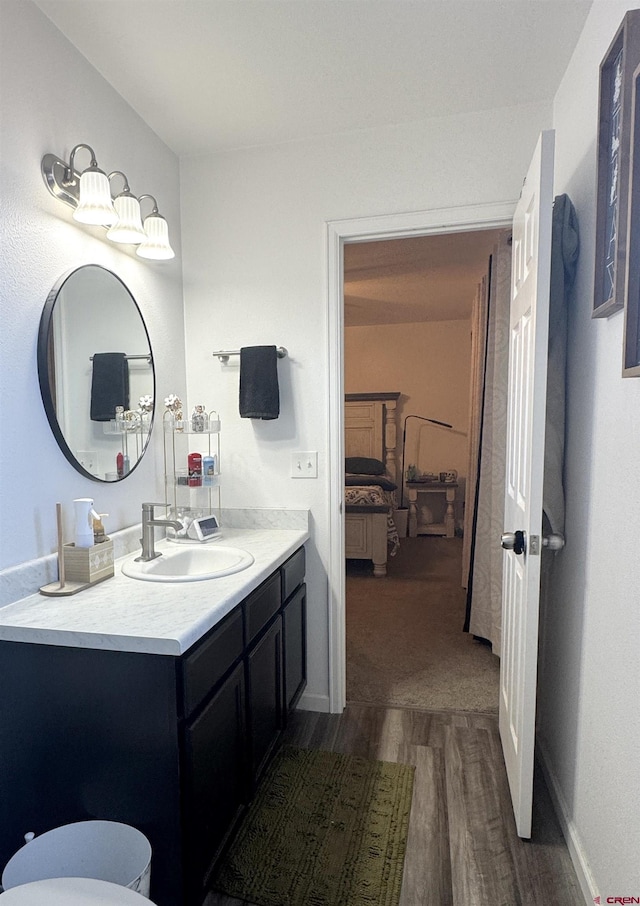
top-left (213, 346), bottom-right (288, 363)
top-left (89, 354), bottom-right (152, 363)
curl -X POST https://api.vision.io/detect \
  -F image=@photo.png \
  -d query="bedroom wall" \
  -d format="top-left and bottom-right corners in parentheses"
top-left (536, 0), bottom-right (640, 899)
top-left (0, 0), bottom-right (184, 571)
top-left (180, 100), bottom-right (550, 709)
top-left (344, 319), bottom-right (471, 527)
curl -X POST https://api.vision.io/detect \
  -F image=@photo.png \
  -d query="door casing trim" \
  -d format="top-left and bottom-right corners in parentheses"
top-left (326, 200), bottom-right (516, 713)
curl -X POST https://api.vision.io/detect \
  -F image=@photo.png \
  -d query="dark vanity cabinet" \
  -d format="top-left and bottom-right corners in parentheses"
top-left (0, 547), bottom-right (306, 906)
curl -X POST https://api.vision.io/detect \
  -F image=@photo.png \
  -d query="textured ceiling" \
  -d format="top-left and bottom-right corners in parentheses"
top-left (344, 230), bottom-right (504, 326)
top-left (34, 0), bottom-right (592, 157)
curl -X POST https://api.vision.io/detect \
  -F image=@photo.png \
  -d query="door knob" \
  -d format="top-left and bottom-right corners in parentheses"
top-left (542, 532), bottom-right (565, 551)
top-left (501, 530), bottom-right (525, 554)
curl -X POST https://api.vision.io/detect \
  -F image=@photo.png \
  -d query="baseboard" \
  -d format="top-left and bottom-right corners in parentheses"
top-left (536, 739), bottom-right (598, 905)
top-left (297, 691), bottom-right (331, 713)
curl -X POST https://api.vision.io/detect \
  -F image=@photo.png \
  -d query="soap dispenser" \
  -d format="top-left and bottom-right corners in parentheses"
top-left (73, 498), bottom-right (99, 548)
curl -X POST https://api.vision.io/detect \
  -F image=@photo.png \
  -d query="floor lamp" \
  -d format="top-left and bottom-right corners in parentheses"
top-left (400, 414), bottom-right (453, 508)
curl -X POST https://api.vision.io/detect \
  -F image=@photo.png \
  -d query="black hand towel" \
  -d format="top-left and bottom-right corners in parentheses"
top-left (90, 352), bottom-right (130, 421)
top-left (239, 345), bottom-right (280, 420)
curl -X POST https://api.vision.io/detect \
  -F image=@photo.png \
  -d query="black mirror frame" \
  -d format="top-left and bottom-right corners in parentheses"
top-left (37, 265), bottom-right (155, 482)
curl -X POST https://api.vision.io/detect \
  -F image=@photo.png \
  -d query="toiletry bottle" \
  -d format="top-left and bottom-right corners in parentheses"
top-left (122, 453), bottom-right (130, 475)
top-left (117, 452), bottom-right (124, 479)
top-left (93, 513), bottom-right (109, 543)
top-left (188, 452), bottom-right (202, 486)
top-left (191, 405), bottom-right (206, 433)
top-left (202, 455), bottom-right (214, 486)
top-left (74, 498), bottom-right (100, 548)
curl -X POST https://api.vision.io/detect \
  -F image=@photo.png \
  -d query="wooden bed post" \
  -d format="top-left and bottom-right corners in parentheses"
top-left (383, 397), bottom-right (399, 501)
top-left (371, 512), bottom-right (389, 577)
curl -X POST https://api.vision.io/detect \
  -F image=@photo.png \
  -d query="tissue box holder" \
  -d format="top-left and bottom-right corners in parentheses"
top-left (63, 540), bottom-right (114, 585)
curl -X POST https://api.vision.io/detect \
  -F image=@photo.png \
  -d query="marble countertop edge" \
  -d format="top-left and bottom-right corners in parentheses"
top-left (0, 527), bottom-right (309, 656)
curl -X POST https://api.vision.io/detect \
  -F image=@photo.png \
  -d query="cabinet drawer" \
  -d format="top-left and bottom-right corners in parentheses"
top-left (182, 607), bottom-right (243, 718)
top-left (245, 572), bottom-right (280, 646)
top-left (281, 547), bottom-right (305, 602)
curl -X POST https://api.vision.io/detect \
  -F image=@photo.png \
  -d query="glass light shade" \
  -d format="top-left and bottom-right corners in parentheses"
top-left (106, 194), bottom-right (146, 243)
top-left (136, 214), bottom-right (175, 260)
top-left (73, 168), bottom-right (118, 225)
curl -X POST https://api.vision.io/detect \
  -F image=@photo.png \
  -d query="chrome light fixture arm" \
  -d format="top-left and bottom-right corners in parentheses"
top-left (108, 170), bottom-right (132, 194)
top-left (138, 194), bottom-right (159, 216)
top-left (65, 143), bottom-right (99, 185)
top-left (42, 144), bottom-right (102, 205)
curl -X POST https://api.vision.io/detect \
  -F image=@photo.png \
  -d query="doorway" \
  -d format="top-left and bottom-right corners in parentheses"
top-left (326, 202), bottom-right (515, 713)
top-left (343, 228), bottom-right (502, 711)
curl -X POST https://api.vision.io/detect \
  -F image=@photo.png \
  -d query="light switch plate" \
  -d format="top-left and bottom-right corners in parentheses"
top-left (291, 451), bottom-right (318, 478)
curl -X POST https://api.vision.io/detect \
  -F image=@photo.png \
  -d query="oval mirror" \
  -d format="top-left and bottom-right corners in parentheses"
top-left (38, 265), bottom-right (155, 482)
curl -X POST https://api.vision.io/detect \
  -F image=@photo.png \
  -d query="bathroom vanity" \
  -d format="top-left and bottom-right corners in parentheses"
top-left (0, 529), bottom-right (307, 906)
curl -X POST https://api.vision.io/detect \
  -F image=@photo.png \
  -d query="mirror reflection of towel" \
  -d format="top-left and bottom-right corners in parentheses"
top-left (90, 352), bottom-right (130, 421)
top-left (239, 346), bottom-right (280, 420)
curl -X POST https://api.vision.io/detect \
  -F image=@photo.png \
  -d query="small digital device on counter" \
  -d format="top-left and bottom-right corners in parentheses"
top-left (186, 514), bottom-right (221, 542)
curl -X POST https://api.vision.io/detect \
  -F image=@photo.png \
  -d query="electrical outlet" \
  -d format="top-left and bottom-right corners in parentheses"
top-left (78, 450), bottom-right (98, 474)
top-left (291, 451), bottom-right (318, 478)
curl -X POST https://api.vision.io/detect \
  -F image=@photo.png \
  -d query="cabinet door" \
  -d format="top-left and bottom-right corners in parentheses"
top-left (183, 661), bottom-right (246, 898)
top-left (283, 583), bottom-right (306, 714)
top-left (246, 616), bottom-right (283, 786)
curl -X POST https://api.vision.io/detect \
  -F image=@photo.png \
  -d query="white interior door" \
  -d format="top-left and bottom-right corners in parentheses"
top-left (500, 130), bottom-right (554, 839)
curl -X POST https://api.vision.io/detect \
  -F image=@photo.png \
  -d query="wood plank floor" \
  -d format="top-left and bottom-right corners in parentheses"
top-left (205, 703), bottom-right (584, 906)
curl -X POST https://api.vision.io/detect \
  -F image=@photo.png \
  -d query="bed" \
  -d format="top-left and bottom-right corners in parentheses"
top-left (344, 392), bottom-right (401, 576)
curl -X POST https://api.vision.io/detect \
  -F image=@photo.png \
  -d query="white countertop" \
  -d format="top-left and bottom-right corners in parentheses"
top-left (0, 528), bottom-right (308, 656)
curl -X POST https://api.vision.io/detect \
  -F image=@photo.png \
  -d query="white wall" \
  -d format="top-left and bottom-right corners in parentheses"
top-left (345, 320), bottom-right (471, 523)
top-left (0, 1), bottom-right (185, 569)
top-left (537, 0), bottom-right (640, 898)
top-left (180, 101), bottom-right (551, 708)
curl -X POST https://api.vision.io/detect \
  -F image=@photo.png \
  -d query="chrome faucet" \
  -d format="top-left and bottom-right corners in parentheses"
top-left (136, 502), bottom-right (183, 562)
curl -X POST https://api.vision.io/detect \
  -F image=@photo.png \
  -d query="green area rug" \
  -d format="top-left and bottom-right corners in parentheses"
top-left (212, 745), bottom-right (415, 906)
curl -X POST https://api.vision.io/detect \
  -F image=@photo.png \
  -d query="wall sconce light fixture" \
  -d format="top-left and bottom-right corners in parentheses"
top-left (42, 144), bottom-right (175, 260)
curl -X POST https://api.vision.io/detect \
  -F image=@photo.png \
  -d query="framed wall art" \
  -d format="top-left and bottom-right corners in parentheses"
top-left (593, 10), bottom-right (640, 319)
top-left (622, 62), bottom-right (640, 377)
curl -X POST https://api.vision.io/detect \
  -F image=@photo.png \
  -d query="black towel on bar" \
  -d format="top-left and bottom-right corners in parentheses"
top-left (90, 352), bottom-right (130, 421)
top-left (239, 346), bottom-right (280, 420)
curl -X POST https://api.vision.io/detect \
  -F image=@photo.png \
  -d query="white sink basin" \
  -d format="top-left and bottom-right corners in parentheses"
top-left (122, 545), bottom-right (254, 582)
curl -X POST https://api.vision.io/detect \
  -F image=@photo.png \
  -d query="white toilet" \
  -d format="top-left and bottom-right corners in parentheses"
top-left (0, 876), bottom-right (157, 903)
top-left (1, 821), bottom-right (153, 903)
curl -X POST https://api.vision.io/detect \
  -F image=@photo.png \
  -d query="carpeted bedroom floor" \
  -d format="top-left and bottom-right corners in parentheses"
top-left (346, 536), bottom-right (500, 713)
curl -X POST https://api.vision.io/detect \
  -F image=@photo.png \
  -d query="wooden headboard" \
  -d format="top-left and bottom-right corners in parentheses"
top-left (344, 392), bottom-right (401, 489)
